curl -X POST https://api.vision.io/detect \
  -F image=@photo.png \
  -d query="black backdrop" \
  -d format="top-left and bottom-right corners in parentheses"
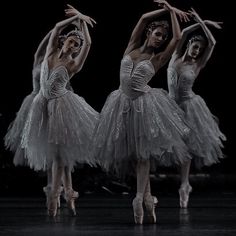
top-left (0, 0), bottom-right (234, 196)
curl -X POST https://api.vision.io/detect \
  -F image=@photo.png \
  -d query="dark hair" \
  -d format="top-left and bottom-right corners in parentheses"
top-left (58, 28), bottom-right (84, 49)
top-left (145, 20), bottom-right (170, 39)
top-left (66, 28), bottom-right (84, 41)
top-left (189, 34), bottom-right (207, 47)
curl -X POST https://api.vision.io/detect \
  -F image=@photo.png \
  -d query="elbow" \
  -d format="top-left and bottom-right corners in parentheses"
top-left (207, 38), bottom-right (216, 50)
top-left (141, 14), bottom-right (146, 20)
top-left (55, 23), bottom-right (60, 29)
top-left (85, 40), bottom-right (91, 47)
top-left (175, 32), bottom-right (182, 41)
top-left (140, 14), bottom-right (148, 22)
top-left (173, 36), bottom-right (181, 44)
top-left (172, 31), bottom-right (181, 42)
top-left (210, 39), bottom-right (216, 46)
top-left (84, 35), bottom-right (92, 46)
top-left (54, 23), bottom-right (63, 32)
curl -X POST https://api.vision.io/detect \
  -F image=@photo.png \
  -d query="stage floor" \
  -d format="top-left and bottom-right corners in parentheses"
top-left (0, 192), bottom-right (236, 236)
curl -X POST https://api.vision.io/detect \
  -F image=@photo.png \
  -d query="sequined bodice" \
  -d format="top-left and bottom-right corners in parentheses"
top-left (40, 60), bottom-right (70, 99)
top-left (119, 55), bottom-right (155, 99)
top-left (168, 65), bottom-right (197, 103)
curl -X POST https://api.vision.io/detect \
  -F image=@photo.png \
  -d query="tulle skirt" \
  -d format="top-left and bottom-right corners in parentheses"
top-left (92, 88), bottom-right (193, 176)
top-left (179, 94), bottom-right (226, 168)
top-left (22, 91), bottom-right (99, 171)
top-left (4, 92), bottom-right (37, 166)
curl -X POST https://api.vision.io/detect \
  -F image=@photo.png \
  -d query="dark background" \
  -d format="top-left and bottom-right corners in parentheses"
top-left (0, 0), bottom-right (234, 197)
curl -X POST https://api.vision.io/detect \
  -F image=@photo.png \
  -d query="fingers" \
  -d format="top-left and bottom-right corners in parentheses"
top-left (154, 0), bottom-right (166, 8)
top-left (183, 13), bottom-right (191, 22)
top-left (175, 10), bottom-right (191, 23)
top-left (188, 10), bottom-right (194, 16)
top-left (81, 16), bottom-right (96, 28)
top-left (90, 18), bottom-right (97, 24)
top-left (64, 10), bottom-right (75, 17)
top-left (190, 7), bottom-right (196, 13)
top-left (215, 23), bottom-right (223, 29)
top-left (66, 4), bottom-right (74, 9)
top-left (88, 20), bottom-right (95, 28)
top-left (64, 8), bottom-right (75, 13)
top-left (188, 7), bottom-right (197, 15)
top-left (180, 15), bottom-right (189, 23)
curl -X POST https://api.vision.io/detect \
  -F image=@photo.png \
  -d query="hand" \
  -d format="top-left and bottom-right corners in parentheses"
top-left (65, 4), bottom-right (97, 27)
top-left (153, 0), bottom-right (173, 11)
top-left (204, 20), bottom-right (223, 29)
top-left (188, 8), bottom-right (202, 23)
top-left (173, 7), bottom-right (191, 22)
top-left (154, 0), bottom-right (190, 22)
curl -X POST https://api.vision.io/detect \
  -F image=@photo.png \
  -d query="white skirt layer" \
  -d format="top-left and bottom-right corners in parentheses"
top-left (179, 94), bottom-right (226, 168)
top-left (22, 91), bottom-right (99, 171)
top-left (92, 88), bottom-right (193, 175)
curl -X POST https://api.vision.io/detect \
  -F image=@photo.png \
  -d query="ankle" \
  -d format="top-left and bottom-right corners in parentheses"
top-left (180, 183), bottom-right (191, 189)
top-left (64, 189), bottom-right (79, 201)
top-left (144, 192), bottom-right (151, 198)
top-left (136, 193), bottom-right (144, 200)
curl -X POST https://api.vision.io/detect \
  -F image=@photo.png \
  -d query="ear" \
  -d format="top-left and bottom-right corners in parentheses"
top-left (186, 41), bottom-right (191, 49)
top-left (58, 35), bottom-right (67, 48)
top-left (146, 29), bottom-right (152, 38)
top-left (72, 47), bottom-right (82, 58)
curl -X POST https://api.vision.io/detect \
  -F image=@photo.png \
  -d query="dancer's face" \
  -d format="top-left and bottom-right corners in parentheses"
top-left (187, 41), bottom-right (205, 59)
top-left (147, 26), bottom-right (168, 49)
top-left (62, 36), bottom-right (81, 55)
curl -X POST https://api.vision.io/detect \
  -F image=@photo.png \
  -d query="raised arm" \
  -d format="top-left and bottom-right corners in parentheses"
top-left (123, 7), bottom-right (166, 56)
top-left (71, 20), bottom-right (92, 74)
top-left (190, 8), bottom-right (219, 68)
top-left (44, 4), bottom-right (95, 59)
top-left (124, 0), bottom-right (189, 56)
top-left (170, 23), bottom-right (201, 63)
top-left (171, 19), bottom-right (222, 64)
top-left (152, 2), bottom-right (189, 70)
top-left (33, 30), bottom-right (52, 68)
top-left (45, 14), bottom-right (81, 59)
top-left (64, 4), bottom-right (96, 74)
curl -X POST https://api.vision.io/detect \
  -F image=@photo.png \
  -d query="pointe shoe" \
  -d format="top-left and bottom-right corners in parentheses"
top-left (179, 185), bottom-right (192, 208)
top-left (132, 197), bottom-right (144, 224)
top-left (57, 186), bottom-right (63, 208)
top-left (43, 186), bottom-right (63, 209)
top-left (47, 194), bottom-right (59, 217)
top-left (64, 189), bottom-right (79, 216)
top-left (144, 195), bottom-right (158, 224)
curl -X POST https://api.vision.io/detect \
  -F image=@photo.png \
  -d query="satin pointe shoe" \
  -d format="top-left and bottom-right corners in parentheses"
top-left (179, 184), bottom-right (192, 208)
top-left (64, 189), bottom-right (79, 216)
top-left (144, 195), bottom-right (158, 223)
top-left (132, 196), bottom-right (144, 224)
top-left (43, 186), bottom-right (63, 209)
top-left (47, 191), bottom-right (61, 217)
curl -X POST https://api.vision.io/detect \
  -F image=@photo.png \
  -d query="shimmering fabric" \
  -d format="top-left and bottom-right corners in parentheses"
top-left (21, 60), bottom-right (99, 171)
top-left (168, 65), bottom-right (226, 168)
top-left (4, 65), bottom-right (41, 166)
top-left (92, 55), bottom-right (192, 175)
top-left (5, 63), bottom-right (75, 166)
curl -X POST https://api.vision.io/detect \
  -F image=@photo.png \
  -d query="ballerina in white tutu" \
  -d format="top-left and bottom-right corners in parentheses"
top-left (167, 8), bottom-right (226, 208)
top-left (4, 30), bottom-right (51, 166)
top-left (4, 27), bottom-right (78, 210)
top-left (92, 0), bottom-right (191, 224)
top-left (21, 4), bottom-right (98, 217)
